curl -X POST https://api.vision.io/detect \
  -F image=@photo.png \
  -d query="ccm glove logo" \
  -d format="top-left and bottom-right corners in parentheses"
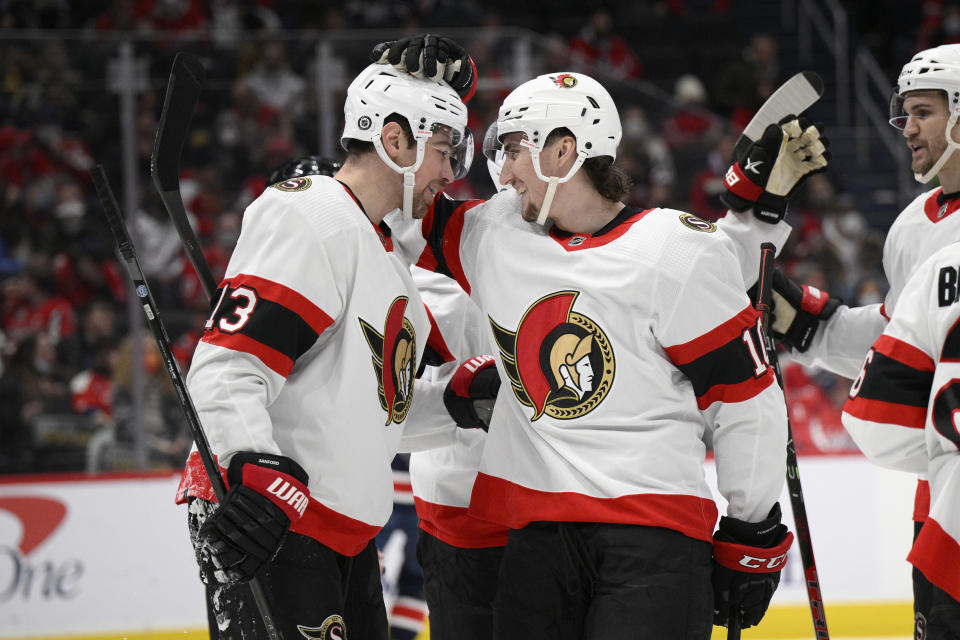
top-left (713, 531), bottom-right (795, 574)
top-left (737, 551), bottom-right (789, 570)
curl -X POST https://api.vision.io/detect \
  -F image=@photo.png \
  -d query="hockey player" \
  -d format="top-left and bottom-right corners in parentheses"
top-left (762, 44), bottom-right (960, 636)
top-left (373, 33), bottom-right (831, 636)
top-left (173, 62), bottom-right (473, 639)
top-left (842, 242), bottom-right (960, 637)
top-left (383, 67), bottom-right (836, 637)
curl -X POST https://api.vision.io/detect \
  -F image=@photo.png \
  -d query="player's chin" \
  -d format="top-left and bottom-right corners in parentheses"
top-left (521, 204), bottom-right (540, 222)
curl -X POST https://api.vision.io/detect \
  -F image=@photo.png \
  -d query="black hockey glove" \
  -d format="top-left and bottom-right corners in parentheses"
top-left (197, 452), bottom-right (309, 586)
top-left (770, 268), bottom-right (841, 352)
top-left (371, 33), bottom-right (478, 102)
top-left (443, 355), bottom-right (500, 431)
top-left (712, 503), bottom-right (794, 629)
top-left (720, 115), bottom-right (830, 223)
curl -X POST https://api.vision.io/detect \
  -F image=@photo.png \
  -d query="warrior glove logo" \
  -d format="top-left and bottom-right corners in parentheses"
top-left (360, 297), bottom-right (417, 426)
top-left (489, 291), bottom-right (614, 421)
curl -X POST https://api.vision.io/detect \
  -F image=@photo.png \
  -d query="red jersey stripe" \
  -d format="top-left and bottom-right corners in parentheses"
top-left (202, 331), bottom-right (294, 377)
top-left (549, 209), bottom-right (655, 251)
top-left (696, 371), bottom-right (775, 409)
top-left (469, 473), bottom-right (718, 542)
top-left (665, 306), bottom-right (757, 365)
top-left (413, 497), bottom-right (510, 548)
top-left (908, 516), bottom-right (960, 602)
top-left (226, 273), bottom-right (334, 337)
top-left (873, 335), bottom-right (935, 372)
top-left (843, 395), bottom-right (927, 429)
top-left (915, 479), bottom-right (930, 522)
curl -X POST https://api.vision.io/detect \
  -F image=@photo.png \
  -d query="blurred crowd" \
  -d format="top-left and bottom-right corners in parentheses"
top-left (0, 0), bottom-right (942, 473)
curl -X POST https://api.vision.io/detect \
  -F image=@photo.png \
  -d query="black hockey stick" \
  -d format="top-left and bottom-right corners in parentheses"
top-left (150, 52), bottom-right (217, 301)
top-left (756, 242), bottom-right (829, 639)
top-left (90, 165), bottom-right (284, 640)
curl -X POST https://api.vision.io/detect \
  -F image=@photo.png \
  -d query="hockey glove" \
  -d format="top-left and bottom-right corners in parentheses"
top-left (443, 355), bottom-right (500, 431)
top-left (720, 115), bottom-right (830, 223)
top-left (712, 503), bottom-right (794, 629)
top-left (770, 268), bottom-right (841, 352)
top-left (197, 452), bottom-right (309, 585)
top-left (371, 33), bottom-right (477, 102)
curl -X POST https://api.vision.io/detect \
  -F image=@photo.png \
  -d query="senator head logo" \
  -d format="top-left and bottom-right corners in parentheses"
top-left (550, 73), bottom-right (578, 88)
top-left (298, 615), bottom-right (346, 640)
top-left (489, 291), bottom-right (614, 421)
top-left (359, 297), bottom-right (417, 426)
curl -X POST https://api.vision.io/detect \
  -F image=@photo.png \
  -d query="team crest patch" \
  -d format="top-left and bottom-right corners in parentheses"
top-left (272, 176), bottom-right (312, 192)
top-left (679, 213), bottom-right (716, 233)
top-left (550, 73), bottom-right (578, 88)
top-left (297, 615), bottom-right (346, 639)
top-left (359, 297), bottom-right (417, 426)
top-left (489, 290), bottom-right (614, 421)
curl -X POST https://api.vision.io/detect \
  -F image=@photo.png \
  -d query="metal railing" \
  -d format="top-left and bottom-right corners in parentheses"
top-left (797, 0), bottom-right (849, 127)
top-left (853, 45), bottom-right (912, 209)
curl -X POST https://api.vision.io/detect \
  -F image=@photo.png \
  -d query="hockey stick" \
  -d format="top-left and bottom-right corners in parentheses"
top-left (150, 51), bottom-right (217, 301)
top-left (756, 242), bottom-right (829, 639)
top-left (734, 72), bottom-right (823, 159)
top-left (90, 165), bottom-right (284, 640)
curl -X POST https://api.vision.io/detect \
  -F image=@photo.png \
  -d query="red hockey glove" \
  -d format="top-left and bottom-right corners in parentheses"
top-left (712, 503), bottom-right (794, 629)
top-left (371, 33), bottom-right (477, 102)
top-left (770, 268), bottom-right (841, 352)
top-left (443, 355), bottom-right (500, 431)
top-left (198, 452), bottom-right (309, 585)
top-left (720, 115), bottom-right (830, 223)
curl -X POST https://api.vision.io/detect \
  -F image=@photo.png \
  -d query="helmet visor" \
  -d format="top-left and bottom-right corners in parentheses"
top-left (428, 123), bottom-right (473, 180)
top-left (889, 89), bottom-right (908, 129)
top-left (482, 122), bottom-right (504, 165)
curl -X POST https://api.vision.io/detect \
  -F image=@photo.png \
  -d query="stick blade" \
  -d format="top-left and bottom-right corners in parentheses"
top-left (734, 71), bottom-right (823, 158)
top-left (151, 52), bottom-right (205, 192)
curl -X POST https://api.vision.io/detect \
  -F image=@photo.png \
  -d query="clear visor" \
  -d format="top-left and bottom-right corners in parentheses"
top-left (889, 90), bottom-right (908, 129)
top-left (482, 122), bottom-right (504, 165)
top-left (429, 123), bottom-right (474, 180)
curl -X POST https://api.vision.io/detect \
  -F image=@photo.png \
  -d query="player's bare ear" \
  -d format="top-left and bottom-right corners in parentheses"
top-left (381, 121), bottom-right (406, 160)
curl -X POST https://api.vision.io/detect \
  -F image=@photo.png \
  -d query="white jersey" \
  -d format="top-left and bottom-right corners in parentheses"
top-left (794, 187), bottom-right (960, 379)
top-left (406, 267), bottom-right (510, 548)
top-left (175, 175), bottom-right (449, 556)
top-left (402, 190), bottom-right (788, 540)
top-left (841, 242), bottom-right (960, 602)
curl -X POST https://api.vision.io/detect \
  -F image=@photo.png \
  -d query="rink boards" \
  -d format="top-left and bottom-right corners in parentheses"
top-left (0, 456), bottom-right (916, 639)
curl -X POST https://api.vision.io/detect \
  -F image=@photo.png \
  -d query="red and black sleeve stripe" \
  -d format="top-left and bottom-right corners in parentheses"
top-left (664, 306), bottom-right (775, 409)
top-left (201, 274), bottom-right (334, 378)
top-left (844, 335), bottom-right (934, 428)
top-left (417, 196), bottom-right (484, 295)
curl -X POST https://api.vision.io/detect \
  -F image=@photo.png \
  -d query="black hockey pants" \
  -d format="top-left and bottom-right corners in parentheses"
top-left (416, 528), bottom-right (505, 640)
top-left (492, 521), bottom-right (713, 640)
top-left (187, 498), bottom-right (388, 640)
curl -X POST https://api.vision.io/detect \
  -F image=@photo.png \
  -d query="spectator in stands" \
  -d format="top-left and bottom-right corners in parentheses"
top-left (662, 74), bottom-right (721, 149)
top-left (240, 41), bottom-right (306, 118)
top-left (110, 332), bottom-right (187, 469)
top-left (713, 33), bottom-right (782, 129)
top-left (687, 132), bottom-right (736, 220)
top-left (567, 8), bottom-right (643, 78)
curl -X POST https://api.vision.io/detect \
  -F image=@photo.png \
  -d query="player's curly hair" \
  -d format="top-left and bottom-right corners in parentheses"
top-left (545, 128), bottom-right (630, 202)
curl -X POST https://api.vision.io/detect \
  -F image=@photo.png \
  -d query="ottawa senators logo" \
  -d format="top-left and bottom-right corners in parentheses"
top-left (489, 291), bottom-right (614, 421)
top-left (359, 297), bottom-right (417, 426)
top-left (550, 73), bottom-right (578, 88)
top-left (297, 615), bottom-right (346, 639)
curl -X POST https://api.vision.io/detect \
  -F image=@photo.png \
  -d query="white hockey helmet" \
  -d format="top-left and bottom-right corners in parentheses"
top-left (342, 63), bottom-right (472, 216)
top-left (889, 44), bottom-right (960, 183)
top-left (484, 72), bottom-right (621, 224)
